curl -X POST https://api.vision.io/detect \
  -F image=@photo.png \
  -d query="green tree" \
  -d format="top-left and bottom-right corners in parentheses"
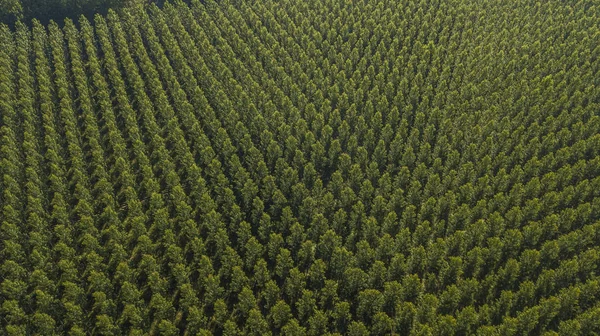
top-left (269, 300), bottom-right (292, 330)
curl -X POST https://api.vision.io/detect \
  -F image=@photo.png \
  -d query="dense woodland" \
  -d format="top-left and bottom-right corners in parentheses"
top-left (1, 0), bottom-right (600, 334)
top-left (0, 0), bottom-right (163, 26)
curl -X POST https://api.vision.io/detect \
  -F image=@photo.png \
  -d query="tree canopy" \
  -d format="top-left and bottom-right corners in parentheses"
top-left (0, 0), bottom-right (599, 334)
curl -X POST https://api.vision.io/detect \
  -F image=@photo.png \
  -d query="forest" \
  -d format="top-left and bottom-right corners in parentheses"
top-left (0, 0), bottom-right (599, 334)
top-left (0, 0), bottom-right (162, 26)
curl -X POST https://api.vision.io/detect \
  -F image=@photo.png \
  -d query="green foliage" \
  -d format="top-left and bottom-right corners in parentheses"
top-left (0, 0), bottom-right (170, 27)
top-left (0, 0), bottom-right (599, 334)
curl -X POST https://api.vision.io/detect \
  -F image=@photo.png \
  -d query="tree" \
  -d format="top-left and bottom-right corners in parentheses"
top-left (307, 309), bottom-right (328, 336)
top-left (284, 267), bottom-right (306, 304)
top-left (371, 312), bottom-right (394, 335)
top-left (245, 308), bottom-right (271, 336)
top-left (342, 267), bottom-right (369, 299)
top-left (282, 318), bottom-right (306, 336)
top-left (347, 321), bottom-right (369, 336)
top-left (357, 289), bottom-right (384, 324)
top-left (269, 300), bottom-right (292, 330)
top-left (276, 248), bottom-right (294, 280)
top-left (236, 287), bottom-right (257, 320)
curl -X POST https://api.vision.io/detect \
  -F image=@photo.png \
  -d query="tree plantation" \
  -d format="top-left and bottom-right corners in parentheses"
top-left (1, 0), bottom-right (599, 334)
top-left (0, 0), bottom-right (160, 27)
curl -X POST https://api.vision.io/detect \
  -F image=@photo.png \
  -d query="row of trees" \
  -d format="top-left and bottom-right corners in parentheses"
top-left (1, 0), bottom-right (599, 334)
